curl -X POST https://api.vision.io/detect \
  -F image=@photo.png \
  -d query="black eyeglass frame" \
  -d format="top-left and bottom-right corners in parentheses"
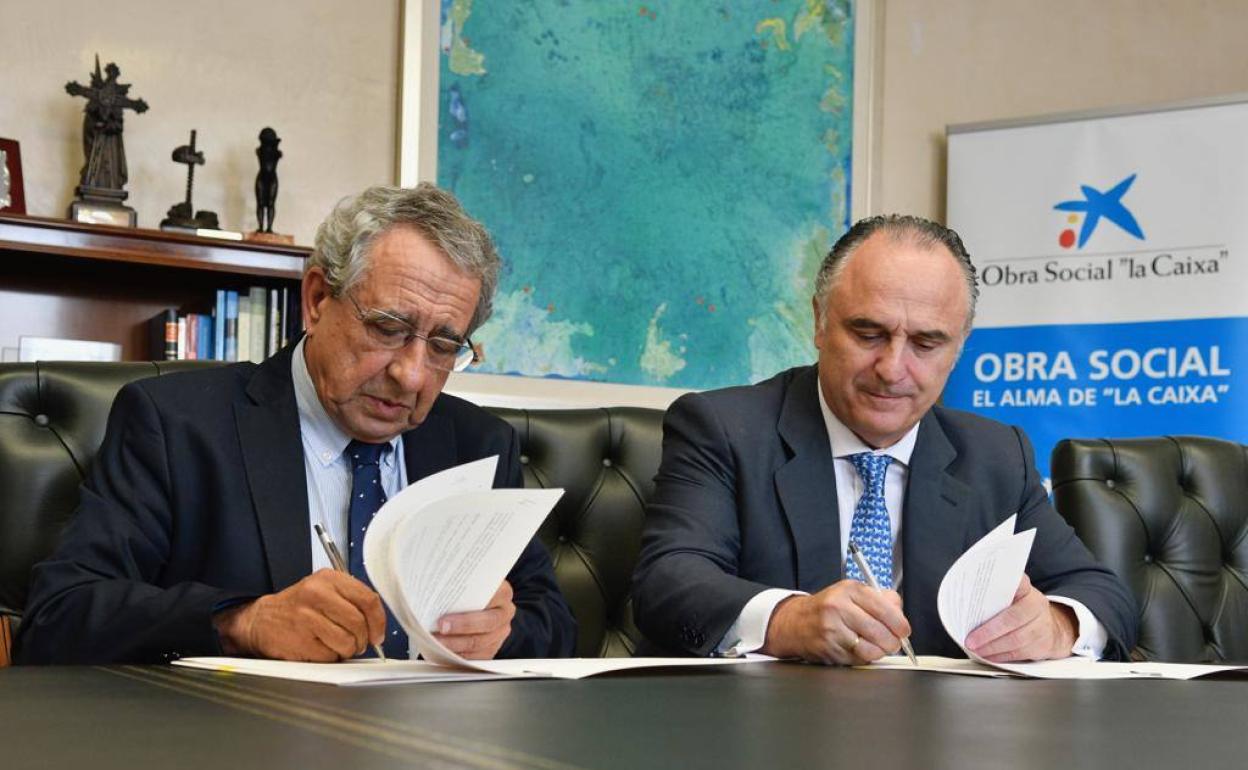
top-left (343, 293), bottom-right (479, 372)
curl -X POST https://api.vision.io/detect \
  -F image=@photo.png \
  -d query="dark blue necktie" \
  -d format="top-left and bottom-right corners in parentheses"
top-left (346, 439), bottom-right (409, 658)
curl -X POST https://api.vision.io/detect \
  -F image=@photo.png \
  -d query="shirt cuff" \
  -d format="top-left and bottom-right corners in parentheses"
top-left (1048, 595), bottom-right (1108, 660)
top-left (716, 588), bottom-right (807, 655)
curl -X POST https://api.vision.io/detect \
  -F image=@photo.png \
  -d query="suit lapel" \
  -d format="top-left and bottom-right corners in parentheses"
top-left (402, 409), bottom-right (458, 484)
top-left (774, 368), bottom-right (842, 592)
top-left (236, 344), bottom-right (312, 591)
top-left (901, 410), bottom-right (974, 653)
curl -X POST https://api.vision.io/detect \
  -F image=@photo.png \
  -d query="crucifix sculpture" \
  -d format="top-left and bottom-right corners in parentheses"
top-left (65, 55), bottom-right (148, 226)
top-left (160, 129), bottom-right (220, 231)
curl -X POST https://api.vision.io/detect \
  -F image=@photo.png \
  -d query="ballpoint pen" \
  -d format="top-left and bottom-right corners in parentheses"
top-left (314, 523), bottom-right (387, 661)
top-left (848, 540), bottom-right (918, 666)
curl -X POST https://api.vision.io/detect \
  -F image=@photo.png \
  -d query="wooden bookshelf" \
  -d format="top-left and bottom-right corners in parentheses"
top-left (0, 213), bottom-right (310, 361)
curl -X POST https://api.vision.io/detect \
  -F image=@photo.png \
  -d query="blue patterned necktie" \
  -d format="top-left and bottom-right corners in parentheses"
top-left (844, 452), bottom-right (895, 590)
top-left (346, 439), bottom-right (409, 658)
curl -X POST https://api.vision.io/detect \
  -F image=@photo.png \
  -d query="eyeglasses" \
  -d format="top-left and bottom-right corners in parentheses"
top-left (344, 293), bottom-right (479, 372)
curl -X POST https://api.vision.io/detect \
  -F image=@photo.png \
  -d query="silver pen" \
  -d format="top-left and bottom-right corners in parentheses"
top-left (314, 523), bottom-right (387, 661)
top-left (848, 540), bottom-right (918, 666)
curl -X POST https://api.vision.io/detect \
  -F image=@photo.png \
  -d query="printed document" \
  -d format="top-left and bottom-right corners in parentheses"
top-left (868, 515), bottom-right (1248, 680)
top-left (175, 457), bottom-right (768, 684)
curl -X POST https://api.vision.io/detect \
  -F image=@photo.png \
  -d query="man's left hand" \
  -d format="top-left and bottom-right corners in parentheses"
top-left (964, 574), bottom-right (1077, 662)
top-left (432, 580), bottom-right (516, 659)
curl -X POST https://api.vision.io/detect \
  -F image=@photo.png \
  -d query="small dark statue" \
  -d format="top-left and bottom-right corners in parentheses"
top-left (65, 55), bottom-right (148, 225)
top-left (245, 127), bottom-right (292, 243)
top-left (160, 130), bottom-right (220, 230)
top-left (254, 127), bottom-right (282, 233)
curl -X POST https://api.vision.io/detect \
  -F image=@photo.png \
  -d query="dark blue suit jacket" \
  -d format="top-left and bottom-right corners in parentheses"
top-left (632, 366), bottom-right (1137, 660)
top-left (16, 344), bottom-right (575, 664)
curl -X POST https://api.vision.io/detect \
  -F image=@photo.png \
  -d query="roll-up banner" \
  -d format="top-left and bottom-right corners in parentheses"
top-left (945, 96), bottom-right (1248, 481)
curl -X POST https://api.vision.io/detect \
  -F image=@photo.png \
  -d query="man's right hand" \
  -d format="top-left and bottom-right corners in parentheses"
top-left (760, 580), bottom-right (911, 665)
top-left (212, 569), bottom-right (387, 661)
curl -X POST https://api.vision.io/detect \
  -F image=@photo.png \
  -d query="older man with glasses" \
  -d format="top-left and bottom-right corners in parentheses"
top-left (16, 185), bottom-right (575, 665)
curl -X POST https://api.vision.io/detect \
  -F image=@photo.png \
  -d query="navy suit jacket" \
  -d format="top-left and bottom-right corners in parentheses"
top-left (16, 344), bottom-right (575, 664)
top-left (632, 366), bottom-right (1137, 660)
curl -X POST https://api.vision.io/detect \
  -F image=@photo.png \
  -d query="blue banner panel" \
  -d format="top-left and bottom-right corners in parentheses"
top-left (944, 318), bottom-right (1246, 480)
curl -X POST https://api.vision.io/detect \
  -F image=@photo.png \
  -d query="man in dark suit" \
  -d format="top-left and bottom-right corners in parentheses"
top-left (633, 215), bottom-right (1137, 664)
top-left (17, 184), bottom-right (574, 664)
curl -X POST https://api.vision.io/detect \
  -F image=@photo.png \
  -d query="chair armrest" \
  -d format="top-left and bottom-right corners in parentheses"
top-left (0, 613), bottom-right (13, 668)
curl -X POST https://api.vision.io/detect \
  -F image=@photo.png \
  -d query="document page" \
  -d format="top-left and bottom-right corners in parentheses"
top-left (936, 514), bottom-right (1035, 656)
top-left (867, 655), bottom-right (1011, 677)
top-left (174, 456), bottom-right (778, 685)
top-left (389, 488), bottom-right (564, 632)
top-left (986, 658), bottom-right (1248, 680)
top-left (363, 456), bottom-right (500, 647)
top-left (866, 514), bottom-right (1248, 680)
top-left (172, 654), bottom-right (770, 685)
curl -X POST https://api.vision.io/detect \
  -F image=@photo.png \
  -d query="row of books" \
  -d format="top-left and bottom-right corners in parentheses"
top-left (148, 286), bottom-right (301, 361)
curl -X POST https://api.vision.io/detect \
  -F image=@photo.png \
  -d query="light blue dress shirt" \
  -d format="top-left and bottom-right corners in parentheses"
top-left (290, 338), bottom-right (407, 572)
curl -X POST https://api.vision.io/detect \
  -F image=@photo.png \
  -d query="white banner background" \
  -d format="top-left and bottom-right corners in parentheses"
top-left (945, 98), bottom-right (1248, 479)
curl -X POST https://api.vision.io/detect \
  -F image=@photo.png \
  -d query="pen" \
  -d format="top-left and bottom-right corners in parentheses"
top-left (314, 523), bottom-right (387, 661)
top-left (848, 540), bottom-right (918, 666)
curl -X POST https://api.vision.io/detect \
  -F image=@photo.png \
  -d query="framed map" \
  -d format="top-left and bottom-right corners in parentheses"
top-left (432, 1), bottom-right (855, 389)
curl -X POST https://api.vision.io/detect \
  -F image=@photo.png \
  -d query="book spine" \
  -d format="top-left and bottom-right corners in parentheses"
top-left (197, 314), bottom-right (213, 360)
top-left (249, 286), bottom-right (266, 362)
top-left (148, 308), bottom-right (177, 360)
top-left (237, 296), bottom-right (252, 362)
top-left (213, 290), bottom-right (226, 361)
top-left (279, 286), bottom-right (291, 348)
top-left (267, 288), bottom-right (280, 356)
top-left (225, 291), bottom-right (239, 362)
top-left (176, 317), bottom-right (187, 360)
top-left (185, 315), bottom-right (198, 360)
top-left (285, 285), bottom-right (301, 342)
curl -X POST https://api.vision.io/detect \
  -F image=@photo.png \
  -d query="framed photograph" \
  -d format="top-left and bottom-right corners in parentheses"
top-left (0, 138), bottom-right (25, 215)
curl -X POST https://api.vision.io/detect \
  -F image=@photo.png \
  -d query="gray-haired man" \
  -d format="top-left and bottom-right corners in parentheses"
top-left (17, 185), bottom-right (575, 664)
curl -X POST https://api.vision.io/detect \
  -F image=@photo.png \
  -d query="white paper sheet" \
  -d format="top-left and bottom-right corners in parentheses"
top-left (874, 515), bottom-right (1248, 680)
top-left (988, 658), bottom-right (1248, 680)
top-left (175, 455), bottom-right (783, 686)
top-left (867, 654), bottom-right (1248, 680)
top-left (363, 456), bottom-right (499, 654)
top-left (866, 655), bottom-right (1012, 678)
top-left (936, 514), bottom-right (1036, 660)
top-left (172, 655), bottom-right (773, 685)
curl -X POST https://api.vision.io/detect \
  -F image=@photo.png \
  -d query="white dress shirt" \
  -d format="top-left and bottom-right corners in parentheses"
top-left (291, 337), bottom-right (406, 572)
top-left (717, 387), bottom-right (1107, 659)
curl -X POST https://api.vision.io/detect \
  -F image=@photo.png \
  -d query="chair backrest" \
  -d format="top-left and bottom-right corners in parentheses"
top-left (1051, 436), bottom-right (1248, 663)
top-left (0, 361), bottom-right (212, 623)
top-left (0, 361), bottom-right (662, 662)
top-left (492, 407), bottom-right (663, 657)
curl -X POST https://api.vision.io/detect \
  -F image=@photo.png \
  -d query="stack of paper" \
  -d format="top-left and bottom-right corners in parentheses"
top-left (869, 515), bottom-right (1248, 680)
top-left (175, 457), bottom-right (766, 685)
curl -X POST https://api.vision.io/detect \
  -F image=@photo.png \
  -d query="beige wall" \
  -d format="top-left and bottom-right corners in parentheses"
top-left (6, 2), bottom-right (1247, 266)
top-left (873, 0), bottom-right (1248, 222)
top-left (0, 0), bottom-right (399, 245)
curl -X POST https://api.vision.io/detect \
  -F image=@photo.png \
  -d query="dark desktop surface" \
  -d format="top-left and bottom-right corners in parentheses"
top-left (2, 661), bottom-right (1245, 769)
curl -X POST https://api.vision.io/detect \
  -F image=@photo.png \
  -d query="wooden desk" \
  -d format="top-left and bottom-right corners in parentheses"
top-left (2, 662), bottom-right (1245, 769)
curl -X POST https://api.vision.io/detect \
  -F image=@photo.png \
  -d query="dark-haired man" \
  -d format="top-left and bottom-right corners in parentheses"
top-left (633, 215), bottom-right (1136, 664)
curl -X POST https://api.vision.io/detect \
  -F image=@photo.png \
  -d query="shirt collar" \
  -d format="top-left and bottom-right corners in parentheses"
top-left (291, 337), bottom-right (400, 467)
top-left (816, 382), bottom-right (919, 467)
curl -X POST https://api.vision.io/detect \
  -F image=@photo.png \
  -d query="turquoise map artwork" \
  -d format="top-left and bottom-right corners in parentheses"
top-left (437, 1), bottom-right (855, 389)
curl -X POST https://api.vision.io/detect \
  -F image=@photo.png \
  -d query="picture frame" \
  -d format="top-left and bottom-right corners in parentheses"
top-left (0, 138), bottom-right (25, 215)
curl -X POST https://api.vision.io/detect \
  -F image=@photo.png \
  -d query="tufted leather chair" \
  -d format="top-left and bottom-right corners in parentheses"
top-left (492, 408), bottom-right (662, 658)
top-left (1052, 436), bottom-right (1248, 663)
top-left (0, 361), bottom-right (663, 664)
top-left (0, 361), bottom-right (214, 631)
